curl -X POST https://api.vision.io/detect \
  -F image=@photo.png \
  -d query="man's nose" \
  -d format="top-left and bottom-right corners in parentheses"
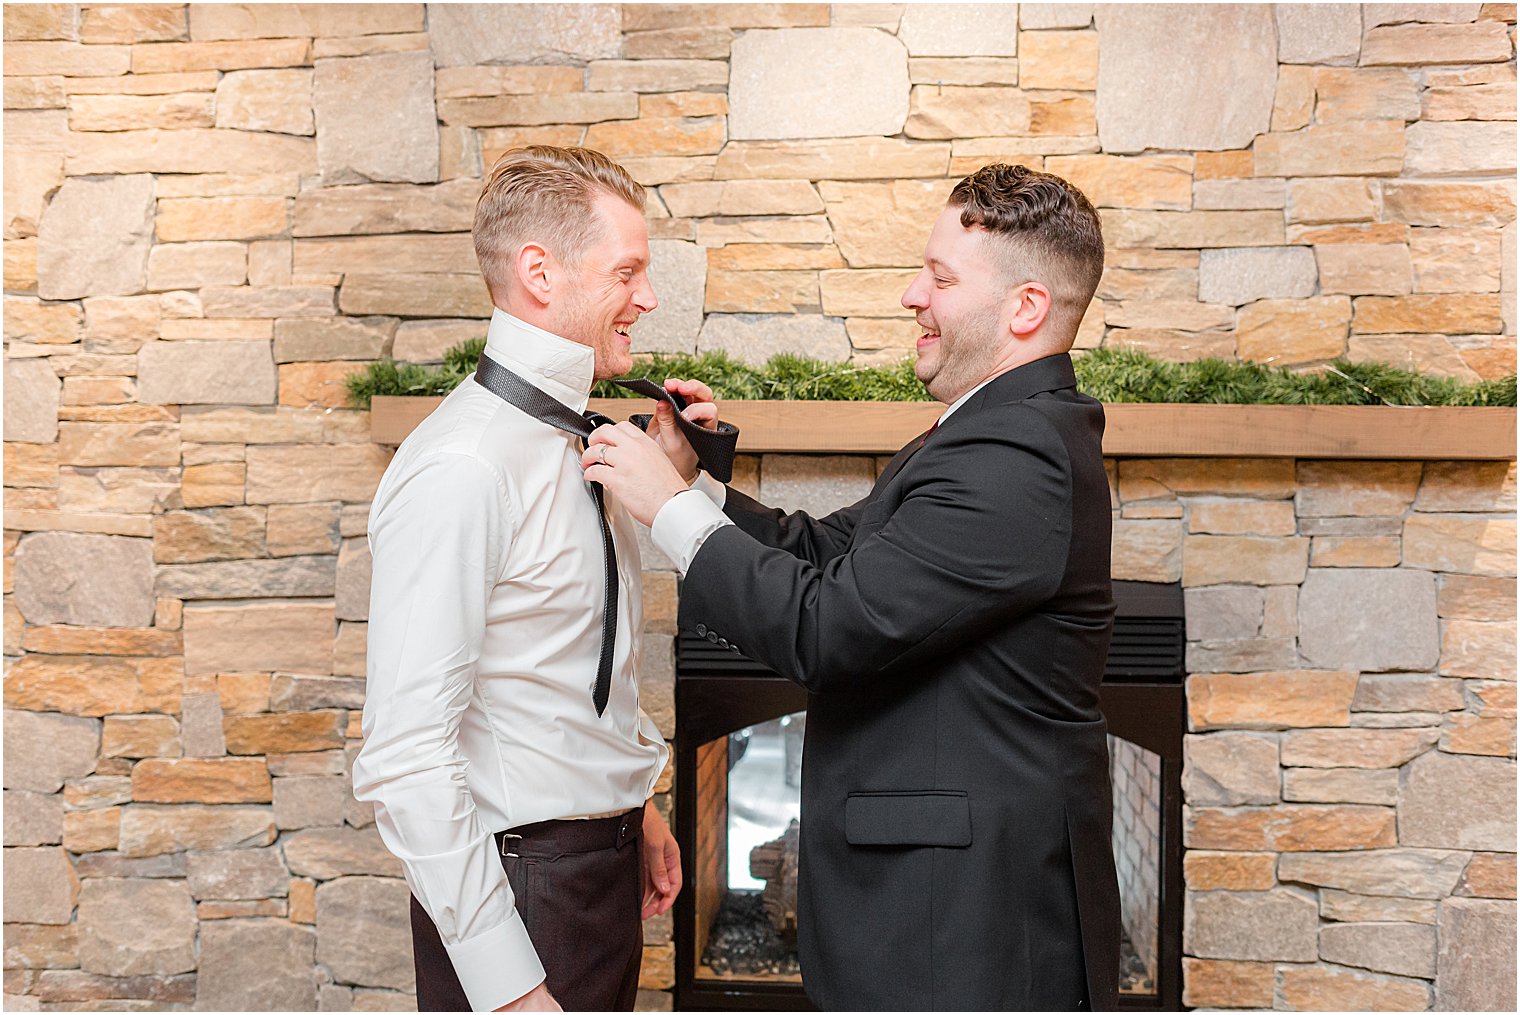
top-left (901, 270), bottom-right (929, 310)
top-left (635, 276), bottom-right (658, 314)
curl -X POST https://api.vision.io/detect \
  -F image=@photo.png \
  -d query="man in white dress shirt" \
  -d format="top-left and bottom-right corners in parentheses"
top-left (353, 147), bottom-right (706, 1012)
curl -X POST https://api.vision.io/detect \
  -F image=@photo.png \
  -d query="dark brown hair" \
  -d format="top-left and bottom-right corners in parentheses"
top-left (473, 146), bottom-right (647, 299)
top-left (949, 163), bottom-right (1104, 341)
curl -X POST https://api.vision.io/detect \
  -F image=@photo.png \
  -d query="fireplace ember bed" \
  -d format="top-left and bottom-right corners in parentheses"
top-left (673, 581), bottom-right (1187, 1011)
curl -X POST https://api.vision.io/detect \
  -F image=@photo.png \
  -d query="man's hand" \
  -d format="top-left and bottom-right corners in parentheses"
top-left (641, 805), bottom-right (683, 919)
top-left (582, 421), bottom-right (689, 527)
top-left (495, 981), bottom-right (561, 1011)
top-left (647, 377), bottom-right (719, 483)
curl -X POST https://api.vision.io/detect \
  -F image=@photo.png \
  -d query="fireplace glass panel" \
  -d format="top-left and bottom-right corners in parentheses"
top-left (1110, 733), bottom-right (1162, 998)
top-left (694, 713), bottom-right (806, 985)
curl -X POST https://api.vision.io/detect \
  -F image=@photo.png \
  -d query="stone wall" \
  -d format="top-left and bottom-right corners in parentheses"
top-left (3, 4), bottom-right (1517, 1012)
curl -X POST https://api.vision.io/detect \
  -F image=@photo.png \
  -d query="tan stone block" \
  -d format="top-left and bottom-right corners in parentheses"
top-left (1383, 180), bottom-right (1516, 227)
top-left (1458, 852), bottom-right (1518, 899)
top-left (1410, 227), bottom-right (1502, 294)
top-left (5, 41), bottom-right (130, 75)
top-left (1018, 30), bottom-right (1096, 90)
top-left (1354, 293), bottom-right (1503, 334)
top-left (102, 715), bottom-right (181, 759)
top-left (907, 56), bottom-right (1019, 86)
top-left (1319, 890), bottom-right (1438, 924)
top-left (1288, 178), bottom-right (1379, 225)
top-left (5, 442), bottom-right (60, 488)
top-left (188, 3), bottom-right (422, 39)
top-left (693, 216), bottom-right (832, 247)
top-left (1186, 805), bottom-right (1396, 851)
top-left (265, 503), bottom-right (340, 557)
top-left (587, 59), bottom-right (727, 93)
top-left (1311, 536), bottom-right (1403, 567)
top-left (181, 405), bottom-right (326, 444)
top-left (1423, 82), bottom-right (1516, 120)
top-left (433, 64), bottom-right (582, 99)
top-left (1283, 767), bottom-right (1399, 805)
top-left (66, 92), bottom-right (212, 131)
top-left (216, 673), bottom-right (269, 715)
top-left (1278, 964), bottom-right (1431, 1011)
top-left (1101, 209), bottom-right (1284, 249)
top-left (66, 128), bottom-right (316, 176)
top-left (1182, 958), bottom-right (1275, 1009)
top-left (277, 362), bottom-right (367, 409)
top-left (1297, 461), bottom-right (1421, 517)
top-left (623, 25), bottom-right (733, 59)
top-left (223, 711), bottom-right (346, 755)
top-left (5, 75), bottom-right (67, 110)
top-left (1314, 68), bottom-right (1421, 123)
top-left (661, 180), bottom-right (822, 218)
top-left (57, 423), bottom-right (178, 468)
top-left (78, 4), bottom-right (186, 43)
top-left (1120, 459), bottom-right (1295, 500)
top-left (1290, 223), bottom-right (1411, 247)
top-left (183, 601), bottom-right (334, 676)
top-left (182, 463), bottom-right (246, 509)
top-left (154, 173), bottom-right (300, 199)
top-left (24, 625), bottom-right (181, 656)
top-left (1183, 851), bottom-right (1277, 891)
top-left (845, 317), bottom-right (920, 351)
top-left (1189, 671), bottom-right (1358, 731)
top-left (1361, 21), bottom-right (1514, 65)
top-left (1045, 154), bottom-right (1190, 211)
top-left (1183, 536), bottom-right (1309, 587)
top-left (1236, 296), bottom-right (1351, 364)
top-left (1185, 499), bottom-right (1294, 536)
top-left (1106, 515), bottom-right (1186, 583)
top-left (4, 236), bottom-right (39, 292)
top-left (1347, 332), bottom-right (1480, 380)
top-left (818, 179), bottom-right (952, 268)
top-left (4, 4), bottom-right (78, 41)
top-left (1316, 243), bottom-right (1414, 298)
top-left (583, 115), bottom-right (726, 157)
top-left (1254, 122), bottom-right (1406, 178)
top-left (1459, 339), bottom-right (1516, 380)
top-left (1441, 619), bottom-right (1517, 680)
top-left (818, 268), bottom-right (917, 318)
top-left (152, 507), bottom-right (265, 565)
top-left (131, 758), bottom-right (271, 804)
top-left (1407, 120), bottom-right (1517, 177)
top-left (289, 877), bottom-right (317, 923)
top-left (146, 242), bottom-right (247, 291)
top-left (199, 285), bottom-right (332, 320)
top-left (1193, 178), bottom-right (1286, 211)
top-left (333, 621), bottom-right (366, 677)
top-left (154, 197), bottom-right (287, 243)
top-left (1272, 64), bottom-right (1315, 132)
top-left (438, 91), bottom-right (637, 127)
top-left (1194, 150), bottom-right (1253, 180)
top-left (1439, 574), bottom-right (1516, 624)
top-left (1441, 714), bottom-right (1516, 757)
top-left (478, 125), bottom-right (587, 166)
top-left (640, 91), bottom-right (728, 118)
top-left (4, 296), bottom-right (81, 344)
top-left (1280, 727), bottom-right (1440, 768)
top-left (291, 233), bottom-right (474, 277)
top-left (4, 654), bottom-right (181, 716)
top-left (214, 68), bottom-right (314, 136)
top-left (638, 943), bottom-right (675, 991)
top-left (703, 270), bottom-right (818, 313)
top-left (312, 32), bottom-right (429, 59)
top-left (63, 807), bottom-right (120, 853)
top-left (903, 85), bottom-right (1028, 140)
top-left (714, 138), bottom-right (949, 180)
top-left (337, 273), bottom-right (488, 318)
top-left (624, 4), bottom-right (826, 30)
top-left (129, 38), bottom-right (310, 74)
top-left (117, 804), bottom-right (275, 857)
top-left (1028, 92), bottom-right (1094, 135)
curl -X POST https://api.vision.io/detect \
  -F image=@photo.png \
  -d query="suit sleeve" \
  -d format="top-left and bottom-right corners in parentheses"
top-left (679, 407), bottom-right (1072, 692)
top-left (720, 485), bottom-right (869, 568)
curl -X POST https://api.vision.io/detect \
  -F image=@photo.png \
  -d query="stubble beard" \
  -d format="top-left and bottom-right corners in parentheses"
top-left (917, 301), bottom-right (1004, 404)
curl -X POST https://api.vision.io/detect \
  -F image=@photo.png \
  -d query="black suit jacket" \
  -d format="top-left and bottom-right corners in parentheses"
top-left (679, 354), bottom-right (1121, 1011)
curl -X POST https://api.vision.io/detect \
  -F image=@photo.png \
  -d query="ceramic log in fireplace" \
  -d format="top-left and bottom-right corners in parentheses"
top-left (672, 581), bottom-right (1187, 1011)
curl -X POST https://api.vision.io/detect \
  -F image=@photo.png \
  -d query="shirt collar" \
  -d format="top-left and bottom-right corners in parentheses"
top-left (481, 307), bottom-right (596, 412)
top-left (938, 375), bottom-right (996, 425)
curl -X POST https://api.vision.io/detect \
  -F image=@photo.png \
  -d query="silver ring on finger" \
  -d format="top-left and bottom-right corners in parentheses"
top-left (596, 444), bottom-right (608, 465)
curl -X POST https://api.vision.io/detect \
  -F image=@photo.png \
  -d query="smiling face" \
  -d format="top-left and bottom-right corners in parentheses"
top-left (554, 191), bottom-right (658, 381)
top-left (900, 205), bottom-right (1015, 404)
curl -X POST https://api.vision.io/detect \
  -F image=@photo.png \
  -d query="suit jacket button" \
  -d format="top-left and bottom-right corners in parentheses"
top-left (706, 631), bottom-right (719, 643)
top-left (695, 624), bottom-right (708, 637)
top-left (730, 644), bottom-right (741, 655)
top-left (718, 638), bottom-right (729, 649)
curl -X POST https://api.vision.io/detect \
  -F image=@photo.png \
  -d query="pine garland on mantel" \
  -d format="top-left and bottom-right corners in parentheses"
top-left (346, 340), bottom-right (1517, 411)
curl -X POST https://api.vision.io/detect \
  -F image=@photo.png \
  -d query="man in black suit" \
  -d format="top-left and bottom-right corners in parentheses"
top-left (585, 164), bottom-right (1121, 1011)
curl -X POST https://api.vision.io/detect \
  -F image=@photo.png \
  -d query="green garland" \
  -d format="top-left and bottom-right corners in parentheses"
top-left (346, 339), bottom-right (1516, 410)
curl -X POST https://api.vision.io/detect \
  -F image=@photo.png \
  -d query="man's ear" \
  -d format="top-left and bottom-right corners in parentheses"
top-left (1008, 281), bottom-right (1052, 338)
top-left (515, 242), bottom-right (553, 307)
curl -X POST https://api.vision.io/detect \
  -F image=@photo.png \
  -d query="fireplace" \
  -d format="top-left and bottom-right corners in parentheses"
top-left (673, 581), bottom-right (1187, 1011)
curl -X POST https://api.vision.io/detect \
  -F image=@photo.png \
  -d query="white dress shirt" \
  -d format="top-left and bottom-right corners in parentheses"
top-left (651, 376), bottom-right (995, 574)
top-left (353, 308), bottom-right (669, 1010)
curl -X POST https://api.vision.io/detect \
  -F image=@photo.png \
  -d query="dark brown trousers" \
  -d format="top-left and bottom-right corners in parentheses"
top-left (410, 806), bottom-right (645, 1012)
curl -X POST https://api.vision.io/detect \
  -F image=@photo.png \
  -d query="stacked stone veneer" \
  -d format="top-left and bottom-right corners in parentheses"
top-left (2, 3), bottom-right (1516, 1012)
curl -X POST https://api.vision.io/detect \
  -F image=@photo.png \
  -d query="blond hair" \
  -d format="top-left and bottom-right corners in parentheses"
top-left (473, 146), bottom-right (647, 300)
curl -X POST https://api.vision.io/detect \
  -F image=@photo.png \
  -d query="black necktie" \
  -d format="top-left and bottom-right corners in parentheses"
top-left (472, 355), bottom-right (740, 716)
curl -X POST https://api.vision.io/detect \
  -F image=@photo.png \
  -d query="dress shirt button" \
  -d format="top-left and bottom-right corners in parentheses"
top-left (695, 623), bottom-right (708, 637)
top-left (706, 631), bottom-right (719, 644)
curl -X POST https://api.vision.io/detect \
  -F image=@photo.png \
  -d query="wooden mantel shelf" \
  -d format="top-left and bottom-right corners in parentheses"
top-left (370, 396), bottom-right (1516, 460)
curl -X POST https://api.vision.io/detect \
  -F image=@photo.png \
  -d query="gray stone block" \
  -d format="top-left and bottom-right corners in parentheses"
top-left (1199, 247), bottom-right (1319, 305)
top-left (4, 710), bottom-right (100, 793)
top-left (186, 846), bottom-right (290, 901)
top-left (1184, 732), bottom-right (1280, 806)
top-left (195, 919), bottom-right (318, 1012)
top-left (1184, 888), bottom-right (1319, 961)
top-left (4, 358), bottom-right (61, 444)
top-left (1399, 750), bottom-right (1516, 851)
top-left (316, 877), bottom-right (415, 991)
top-left (1320, 921), bottom-right (1436, 979)
top-left (314, 51), bottom-right (438, 185)
top-left (1437, 897), bottom-right (1518, 1011)
top-left (37, 174), bottom-right (155, 300)
top-left (757, 454), bottom-right (876, 518)
top-left (1298, 568), bottom-right (1439, 672)
top-left (730, 28), bottom-right (909, 140)
top-left (14, 532), bottom-right (155, 628)
top-left (76, 878), bottom-right (195, 976)
top-left (137, 339), bottom-right (277, 405)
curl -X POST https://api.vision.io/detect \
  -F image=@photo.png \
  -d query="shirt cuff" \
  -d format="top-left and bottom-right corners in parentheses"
top-left (691, 470), bottom-right (728, 508)
top-left (653, 488), bottom-right (733, 575)
top-left (445, 908), bottom-right (547, 1011)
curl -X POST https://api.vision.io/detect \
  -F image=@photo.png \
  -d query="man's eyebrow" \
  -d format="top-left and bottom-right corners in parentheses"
top-left (927, 256), bottom-right (954, 273)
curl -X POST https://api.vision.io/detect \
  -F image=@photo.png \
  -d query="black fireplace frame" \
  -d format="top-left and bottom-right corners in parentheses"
top-left (673, 581), bottom-right (1187, 1012)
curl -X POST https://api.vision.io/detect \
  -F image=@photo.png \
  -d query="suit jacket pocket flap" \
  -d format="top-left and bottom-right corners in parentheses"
top-left (844, 791), bottom-right (971, 847)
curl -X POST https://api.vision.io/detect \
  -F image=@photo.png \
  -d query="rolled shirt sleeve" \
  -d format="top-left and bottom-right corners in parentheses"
top-left (351, 451), bottom-right (546, 1010)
